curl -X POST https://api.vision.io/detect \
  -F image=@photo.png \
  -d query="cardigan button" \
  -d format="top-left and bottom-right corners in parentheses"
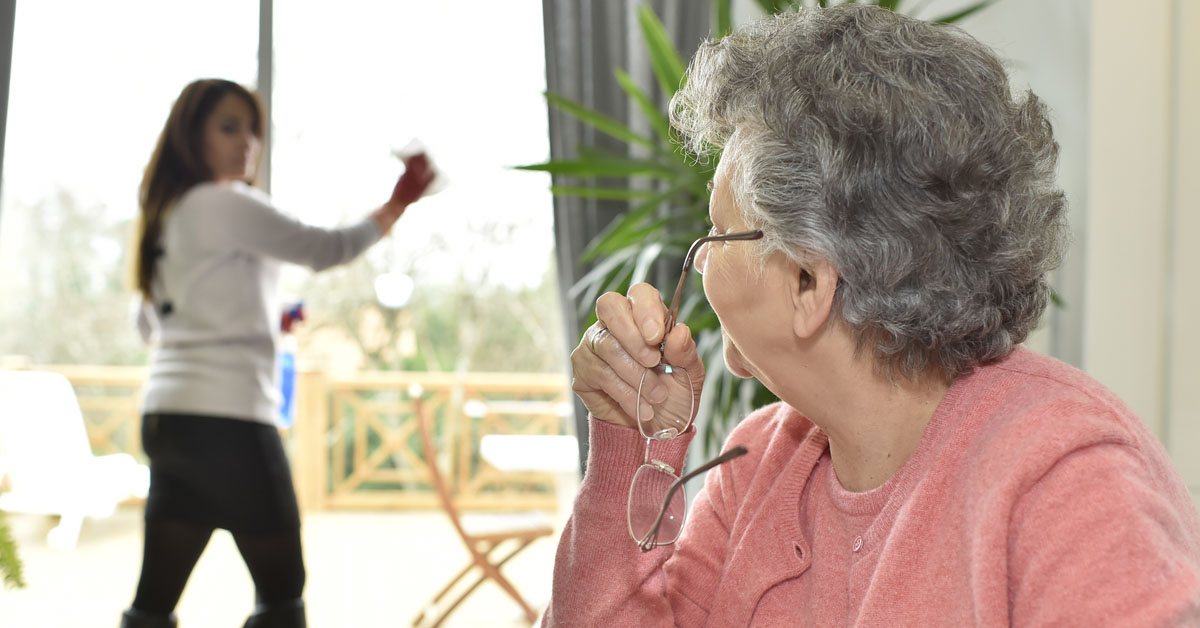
top-left (852, 535), bottom-right (863, 552)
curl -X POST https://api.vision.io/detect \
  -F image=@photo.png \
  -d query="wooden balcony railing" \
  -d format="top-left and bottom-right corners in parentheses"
top-left (23, 366), bottom-right (574, 513)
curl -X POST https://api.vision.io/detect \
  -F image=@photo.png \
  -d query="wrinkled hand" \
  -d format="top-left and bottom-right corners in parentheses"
top-left (571, 283), bottom-right (705, 431)
top-left (389, 153), bottom-right (435, 207)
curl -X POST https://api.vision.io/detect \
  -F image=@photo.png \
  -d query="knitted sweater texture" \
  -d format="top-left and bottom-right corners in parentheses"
top-left (544, 347), bottom-right (1200, 627)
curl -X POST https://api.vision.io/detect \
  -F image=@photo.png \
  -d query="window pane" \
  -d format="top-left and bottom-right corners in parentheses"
top-left (272, 1), bottom-right (562, 373)
top-left (0, 0), bottom-right (258, 364)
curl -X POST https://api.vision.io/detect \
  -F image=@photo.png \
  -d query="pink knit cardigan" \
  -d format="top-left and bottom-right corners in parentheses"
top-left (543, 348), bottom-right (1200, 626)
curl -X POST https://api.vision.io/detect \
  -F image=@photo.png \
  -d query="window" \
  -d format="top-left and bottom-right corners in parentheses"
top-left (0, 1), bottom-right (562, 374)
top-left (272, 1), bottom-right (561, 373)
top-left (0, 0), bottom-right (257, 364)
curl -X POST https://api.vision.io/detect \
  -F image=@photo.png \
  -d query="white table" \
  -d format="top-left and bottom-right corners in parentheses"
top-left (479, 434), bottom-right (580, 524)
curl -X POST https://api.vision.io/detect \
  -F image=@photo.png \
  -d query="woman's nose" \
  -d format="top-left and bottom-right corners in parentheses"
top-left (694, 242), bottom-right (710, 275)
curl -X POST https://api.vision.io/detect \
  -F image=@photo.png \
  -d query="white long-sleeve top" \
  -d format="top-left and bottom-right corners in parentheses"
top-left (138, 181), bottom-right (380, 424)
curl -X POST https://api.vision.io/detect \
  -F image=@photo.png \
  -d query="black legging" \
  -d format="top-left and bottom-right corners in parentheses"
top-left (131, 517), bottom-right (306, 614)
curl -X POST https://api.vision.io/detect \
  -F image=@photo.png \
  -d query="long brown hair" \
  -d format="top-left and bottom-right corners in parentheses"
top-left (133, 79), bottom-right (264, 301)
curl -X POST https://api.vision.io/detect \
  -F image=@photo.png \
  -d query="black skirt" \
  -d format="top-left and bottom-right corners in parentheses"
top-left (141, 412), bottom-right (301, 534)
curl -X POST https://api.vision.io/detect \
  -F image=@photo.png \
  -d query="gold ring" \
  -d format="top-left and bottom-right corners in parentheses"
top-left (589, 327), bottom-right (606, 353)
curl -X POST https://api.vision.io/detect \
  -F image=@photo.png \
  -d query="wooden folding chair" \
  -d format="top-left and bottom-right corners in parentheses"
top-left (411, 395), bottom-right (554, 627)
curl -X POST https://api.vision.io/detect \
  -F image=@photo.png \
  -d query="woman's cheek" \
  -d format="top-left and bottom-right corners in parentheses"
top-left (722, 331), bottom-right (754, 379)
top-left (705, 268), bottom-right (754, 379)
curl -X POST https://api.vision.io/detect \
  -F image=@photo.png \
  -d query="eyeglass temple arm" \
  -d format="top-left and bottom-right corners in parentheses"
top-left (662, 238), bottom-right (705, 336)
top-left (638, 445), bottom-right (750, 551)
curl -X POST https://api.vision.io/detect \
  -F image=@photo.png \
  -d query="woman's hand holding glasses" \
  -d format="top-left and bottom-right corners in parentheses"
top-left (571, 283), bottom-right (705, 433)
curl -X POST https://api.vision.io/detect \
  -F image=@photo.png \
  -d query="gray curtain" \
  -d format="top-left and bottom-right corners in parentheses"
top-left (540, 0), bottom-right (711, 471)
top-left (0, 0), bottom-right (15, 228)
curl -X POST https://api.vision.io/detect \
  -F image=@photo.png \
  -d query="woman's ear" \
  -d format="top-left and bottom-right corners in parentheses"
top-left (791, 261), bottom-right (838, 339)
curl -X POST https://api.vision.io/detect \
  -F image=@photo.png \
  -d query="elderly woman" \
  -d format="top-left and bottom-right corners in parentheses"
top-left (546, 5), bottom-right (1200, 627)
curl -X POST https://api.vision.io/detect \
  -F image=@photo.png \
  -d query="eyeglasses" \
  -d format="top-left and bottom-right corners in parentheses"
top-left (628, 229), bottom-right (763, 550)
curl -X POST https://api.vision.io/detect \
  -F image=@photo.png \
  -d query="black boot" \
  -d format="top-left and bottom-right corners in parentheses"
top-left (242, 598), bottom-right (306, 628)
top-left (120, 608), bottom-right (178, 628)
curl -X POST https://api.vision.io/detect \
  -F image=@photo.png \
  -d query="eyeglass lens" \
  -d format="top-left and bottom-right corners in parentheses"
top-left (628, 463), bottom-right (687, 545)
top-left (629, 445), bottom-right (750, 549)
top-left (637, 364), bottom-right (695, 440)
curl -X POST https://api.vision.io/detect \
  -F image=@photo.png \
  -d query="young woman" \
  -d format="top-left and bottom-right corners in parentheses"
top-left (121, 78), bottom-right (434, 628)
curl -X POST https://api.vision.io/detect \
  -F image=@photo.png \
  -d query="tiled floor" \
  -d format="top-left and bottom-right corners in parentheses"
top-left (1, 508), bottom-right (558, 627)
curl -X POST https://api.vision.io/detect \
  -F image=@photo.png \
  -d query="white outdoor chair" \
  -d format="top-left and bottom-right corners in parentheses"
top-left (0, 370), bottom-right (149, 550)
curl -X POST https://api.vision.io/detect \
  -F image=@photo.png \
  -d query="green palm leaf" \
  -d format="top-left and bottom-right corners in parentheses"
top-left (585, 216), bottom-right (679, 262)
top-left (569, 247), bottom-right (639, 304)
top-left (754, 0), bottom-right (795, 13)
top-left (514, 157), bottom-right (678, 178)
top-left (614, 68), bottom-right (673, 144)
top-left (929, 1), bottom-right (993, 24)
top-left (630, 242), bottom-right (667, 285)
top-left (714, 0), bottom-right (733, 36)
top-left (549, 185), bottom-right (663, 201)
top-left (637, 4), bottom-right (687, 99)
top-left (545, 92), bottom-right (658, 150)
top-left (581, 190), bottom-right (675, 262)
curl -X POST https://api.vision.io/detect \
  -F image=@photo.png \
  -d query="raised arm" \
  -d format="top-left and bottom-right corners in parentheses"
top-left (195, 154), bottom-right (435, 271)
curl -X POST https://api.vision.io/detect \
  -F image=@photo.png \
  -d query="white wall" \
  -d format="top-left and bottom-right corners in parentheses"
top-left (1168, 0), bottom-right (1200, 503)
top-left (1083, 0), bottom-right (1198, 504)
top-left (1083, 1), bottom-right (1173, 441)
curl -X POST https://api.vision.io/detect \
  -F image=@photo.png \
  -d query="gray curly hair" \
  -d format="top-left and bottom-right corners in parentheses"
top-left (670, 4), bottom-right (1068, 380)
